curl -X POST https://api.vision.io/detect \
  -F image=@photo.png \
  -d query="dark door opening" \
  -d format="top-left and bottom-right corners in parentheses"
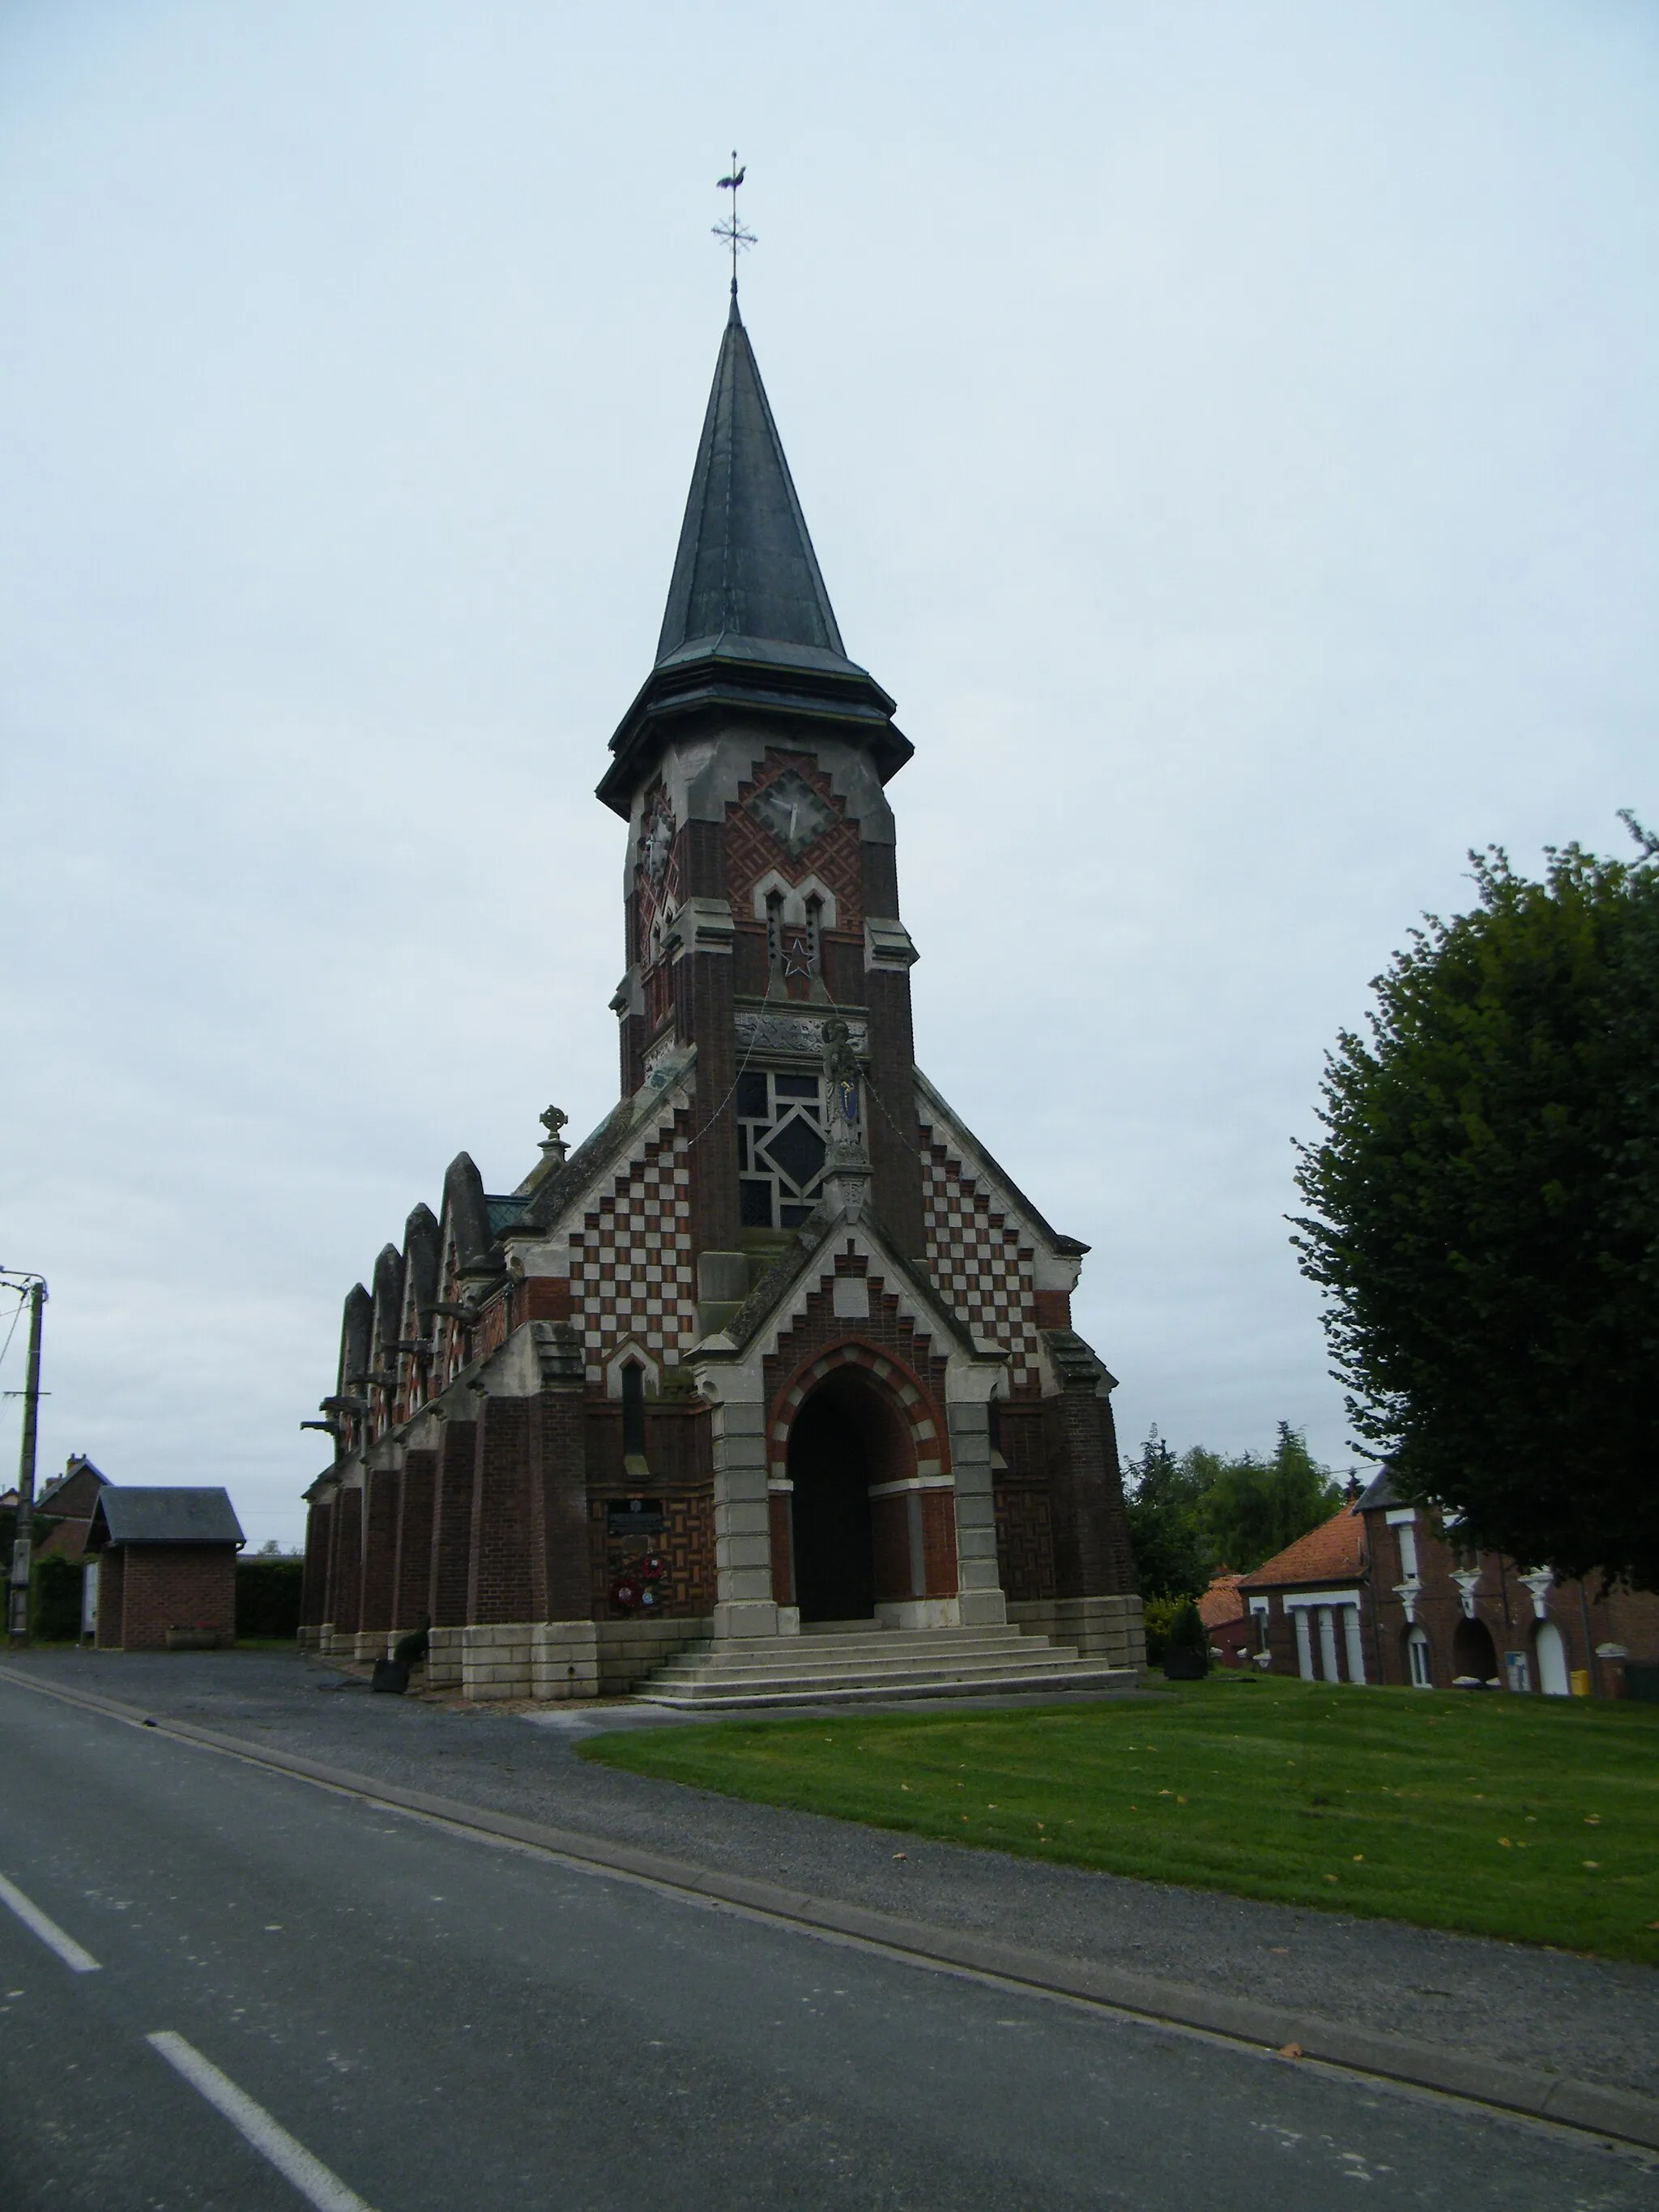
top-left (1452, 1614), bottom-right (1499, 1686)
top-left (788, 1384), bottom-right (876, 1622)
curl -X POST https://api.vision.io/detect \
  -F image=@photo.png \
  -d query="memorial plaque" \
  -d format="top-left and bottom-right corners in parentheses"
top-left (607, 1498), bottom-right (664, 1538)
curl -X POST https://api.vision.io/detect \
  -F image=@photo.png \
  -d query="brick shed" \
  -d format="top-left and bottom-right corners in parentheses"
top-left (87, 1488), bottom-right (245, 1652)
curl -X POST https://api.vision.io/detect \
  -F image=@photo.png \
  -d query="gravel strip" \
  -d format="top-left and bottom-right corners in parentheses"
top-left (11, 1647), bottom-right (1656, 2098)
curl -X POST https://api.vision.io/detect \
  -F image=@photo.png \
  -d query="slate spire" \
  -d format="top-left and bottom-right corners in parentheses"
top-left (655, 298), bottom-right (853, 671)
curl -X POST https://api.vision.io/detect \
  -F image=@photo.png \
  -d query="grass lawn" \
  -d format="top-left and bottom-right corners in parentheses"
top-left (579, 1674), bottom-right (1659, 1963)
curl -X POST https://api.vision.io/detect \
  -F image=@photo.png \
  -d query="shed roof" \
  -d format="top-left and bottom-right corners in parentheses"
top-left (1238, 1504), bottom-right (1366, 1591)
top-left (87, 1487), bottom-right (245, 1549)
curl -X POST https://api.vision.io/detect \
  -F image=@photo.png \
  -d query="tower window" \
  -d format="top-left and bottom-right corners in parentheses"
top-left (736, 1070), bottom-right (826, 1230)
top-left (621, 1361), bottom-right (646, 1458)
top-left (766, 890), bottom-right (785, 979)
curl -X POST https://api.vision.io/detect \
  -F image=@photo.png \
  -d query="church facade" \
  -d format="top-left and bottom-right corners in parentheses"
top-left (300, 298), bottom-right (1145, 1703)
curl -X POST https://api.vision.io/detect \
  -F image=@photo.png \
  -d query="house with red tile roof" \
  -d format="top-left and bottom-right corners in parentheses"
top-left (1237, 1477), bottom-right (1659, 1695)
top-left (1196, 1571), bottom-right (1252, 1667)
top-left (1238, 1502), bottom-right (1370, 1682)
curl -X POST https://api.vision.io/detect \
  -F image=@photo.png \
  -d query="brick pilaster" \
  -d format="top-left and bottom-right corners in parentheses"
top-left (332, 1489), bottom-right (363, 1635)
top-left (301, 1498), bottom-right (333, 1630)
top-left (467, 1396), bottom-right (536, 1625)
top-left (357, 1466), bottom-right (399, 1634)
top-left (391, 1449), bottom-right (437, 1631)
top-left (428, 1417), bottom-right (476, 1626)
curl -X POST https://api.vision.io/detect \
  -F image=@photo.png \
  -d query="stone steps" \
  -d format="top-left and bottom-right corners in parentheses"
top-left (633, 1622), bottom-right (1136, 1710)
top-left (649, 1628), bottom-right (1036, 1675)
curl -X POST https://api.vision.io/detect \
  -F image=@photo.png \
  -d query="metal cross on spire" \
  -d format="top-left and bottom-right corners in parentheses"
top-left (712, 153), bottom-right (755, 298)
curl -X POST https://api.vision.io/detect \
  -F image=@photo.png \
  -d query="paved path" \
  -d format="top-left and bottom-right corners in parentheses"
top-left (2, 1668), bottom-right (1653, 2210)
top-left (9, 1648), bottom-right (1657, 2101)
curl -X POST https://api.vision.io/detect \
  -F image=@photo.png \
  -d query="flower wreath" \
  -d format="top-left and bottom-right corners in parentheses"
top-left (611, 1551), bottom-right (667, 1613)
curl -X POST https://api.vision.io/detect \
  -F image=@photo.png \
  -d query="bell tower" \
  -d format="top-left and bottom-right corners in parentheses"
top-left (599, 296), bottom-right (927, 1281)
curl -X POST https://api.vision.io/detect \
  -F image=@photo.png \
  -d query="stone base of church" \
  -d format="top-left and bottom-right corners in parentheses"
top-left (296, 1626), bottom-right (322, 1652)
top-left (424, 1617), bottom-right (718, 1702)
top-left (1008, 1593), bottom-right (1147, 1673)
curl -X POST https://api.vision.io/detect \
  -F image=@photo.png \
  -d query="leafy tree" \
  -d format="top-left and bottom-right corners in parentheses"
top-left (1122, 1429), bottom-right (1212, 1599)
top-left (1123, 1423), bottom-right (1340, 1594)
top-left (1292, 820), bottom-right (1659, 1590)
top-left (1198, 1424), bottom-right (1342, 1574)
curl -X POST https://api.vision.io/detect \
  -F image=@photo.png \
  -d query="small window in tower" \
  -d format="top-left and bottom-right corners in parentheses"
top-left (766, 889), bottom-right (785, 978)
top-left (740, 1178), bottom-right (774, 1228)
top-left (804, 893), bottom-right (823, 976)
top-left (621, 1361), bottom-right (646, 1458)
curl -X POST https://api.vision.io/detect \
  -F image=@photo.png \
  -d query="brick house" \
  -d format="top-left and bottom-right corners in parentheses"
top-left (1239, 1505), bottom-right (1370, 1683)
top-left (33, 1455), bottom-right (111, 1562)
top-left (1239, 1473), bottom-right (1659, 1694)
top-left (1197, 1571), bottom-right (1252, 1667)
top-left (88, 1488), bottom-right (245, 1652)
top-left (298, 294), bottom-right (1145, 1707)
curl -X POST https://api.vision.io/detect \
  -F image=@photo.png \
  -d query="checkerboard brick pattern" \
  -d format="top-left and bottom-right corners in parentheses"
top-left (569, 1109), bottom-right (697, 1380)
top-left (919, 1127), bottom-right (1041, 1393)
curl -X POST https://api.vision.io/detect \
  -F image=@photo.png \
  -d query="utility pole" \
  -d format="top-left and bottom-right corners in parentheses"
top-left (6, 1276), bottom-right (46, 1647)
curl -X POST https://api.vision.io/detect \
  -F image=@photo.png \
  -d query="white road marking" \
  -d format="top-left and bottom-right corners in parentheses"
top-left (0, 1870), bottom-right (101, 1973)
top-left (146, 2032), bottom-right (377, 2212)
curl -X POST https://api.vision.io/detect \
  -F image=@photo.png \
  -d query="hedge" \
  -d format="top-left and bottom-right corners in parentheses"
top-left (235, 1558), bottom-right (303, 1639)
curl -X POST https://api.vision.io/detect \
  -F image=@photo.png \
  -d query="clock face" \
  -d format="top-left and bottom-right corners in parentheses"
top-left (747, 768), bottom-right (833, 858)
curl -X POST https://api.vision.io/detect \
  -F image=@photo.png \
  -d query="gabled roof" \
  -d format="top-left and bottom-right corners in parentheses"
top-left (1238, 1504), bottom-right (1366, 1591)
top-left (655, 296), bottom-right (855, 676)
top-left (36, 1455), bottom-right (110, 1513)
top-left (87, 1487), bottom-right (245, 1549)
top-left (1355, 1465), bottom-right (1402, 1511)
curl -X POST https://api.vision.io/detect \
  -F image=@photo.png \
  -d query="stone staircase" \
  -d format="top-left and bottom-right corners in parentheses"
top-left (632, 1622), bottom-right (1135, 1711)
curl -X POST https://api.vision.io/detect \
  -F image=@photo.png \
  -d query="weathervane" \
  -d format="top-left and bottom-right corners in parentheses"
top-left (712, 152), bottom-right (755, 297)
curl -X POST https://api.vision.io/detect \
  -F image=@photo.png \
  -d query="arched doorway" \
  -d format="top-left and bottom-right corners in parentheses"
top-left (786, 1366), bottom-right (918, 1624)
top-left (1535, 1618), bottom-right (1571, 1696)
top-left (1452, 1614), bottom-right (1499, 1686)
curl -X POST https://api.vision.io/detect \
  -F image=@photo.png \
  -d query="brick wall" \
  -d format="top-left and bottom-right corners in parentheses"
top-left (301, 1498), bottom-right (332, 1629)
top-left (391, 1450), bottom-right (437, 1632)
top-left (358, 1467), bottom-right (398, 1634)
top-left (427, 1418), bottom-right (476, 1626)
top-left (105, 1545), bottom-right (237, 1651)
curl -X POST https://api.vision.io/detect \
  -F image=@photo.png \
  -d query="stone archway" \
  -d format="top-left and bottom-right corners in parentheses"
top-left (781, 1360), bottom-right (956, 1626)
top-left (787, 1366), bottom-right (912, 1622)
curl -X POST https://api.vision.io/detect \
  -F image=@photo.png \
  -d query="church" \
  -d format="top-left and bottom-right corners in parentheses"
top-left (299, 290), bottom-right (1145, 1707)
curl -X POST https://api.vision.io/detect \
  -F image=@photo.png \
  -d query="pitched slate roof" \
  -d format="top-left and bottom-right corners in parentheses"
top-left (655, 297), bottom-right (855, 676)
top-left (1355, 1465), bottom-right (1402, 1511)
top-left (87, 1487), bottom-right (245, 1549)
top-left (1238, 1504), bottom-right (1366, 1591)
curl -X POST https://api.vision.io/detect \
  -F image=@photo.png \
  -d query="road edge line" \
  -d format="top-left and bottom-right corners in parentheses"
top-left (147, 2031), bottom-right (377, 2212)
top-left (4, 1664), bottom-right (1655, 2154)
top-left (0, 1867), bottom-right (101, 1973)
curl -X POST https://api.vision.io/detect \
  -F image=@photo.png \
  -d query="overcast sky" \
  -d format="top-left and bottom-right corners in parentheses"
top-left (2, 1), bottom-right (1654, 1548)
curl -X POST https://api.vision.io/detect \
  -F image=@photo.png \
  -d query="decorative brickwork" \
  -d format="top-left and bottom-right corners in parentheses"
top-left (569, 1108), bottom-right (697, 1380)
top-left (919, 1132), bottom-right (1041, 1393)
top-left (994, 1478), bottom-right (1056, 1603)
top-left (762, 1252), bottom-right (951, 1475)
top-left (724, 752), bottom-right (863, 936)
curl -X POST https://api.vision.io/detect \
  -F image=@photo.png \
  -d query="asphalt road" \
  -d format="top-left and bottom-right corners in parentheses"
top-left (2, 1678), bottom-right (1652, 2211)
